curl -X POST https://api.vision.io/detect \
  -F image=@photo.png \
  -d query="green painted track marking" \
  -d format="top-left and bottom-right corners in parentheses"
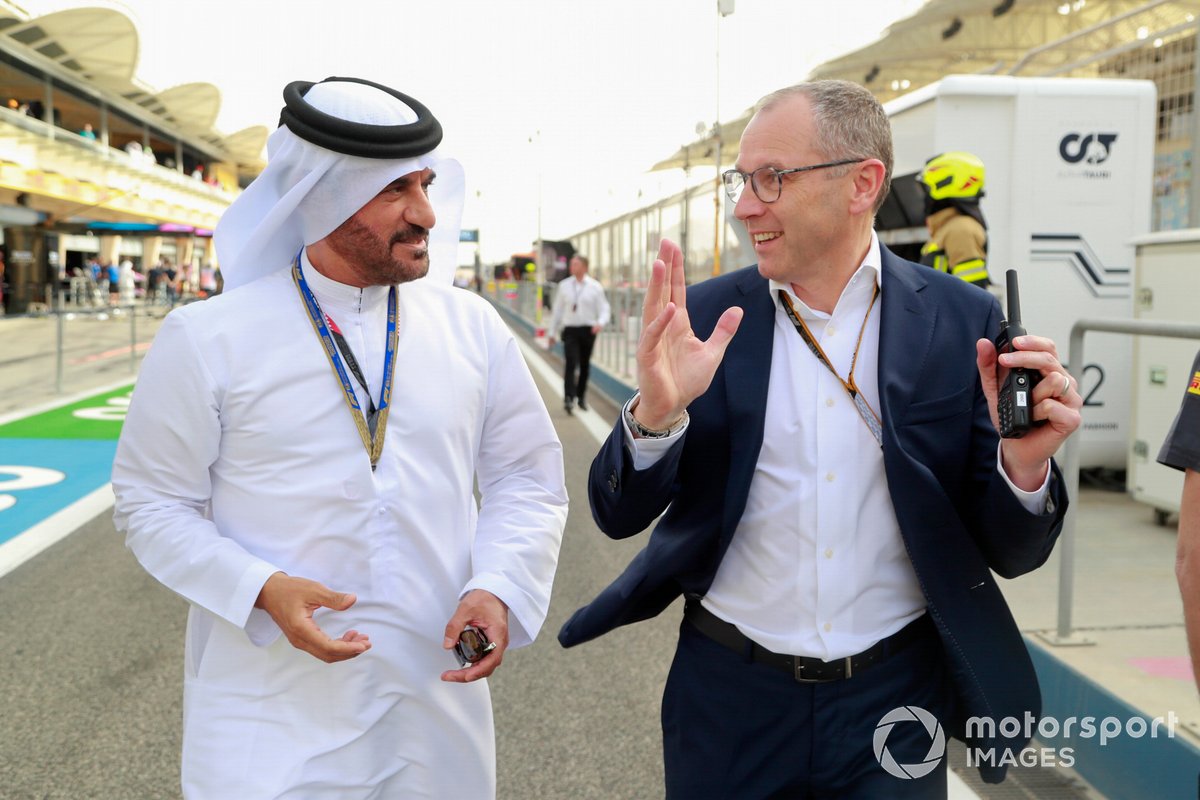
top-left (0, 383), bottom-right (134, 440)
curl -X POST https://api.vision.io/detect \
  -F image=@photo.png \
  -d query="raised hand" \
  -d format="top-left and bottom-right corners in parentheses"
top-left (633, 239), bottom-right (743, 430)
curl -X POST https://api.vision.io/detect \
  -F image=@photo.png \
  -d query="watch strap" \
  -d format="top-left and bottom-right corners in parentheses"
top-left (624, 396), bottom-right (687, 439)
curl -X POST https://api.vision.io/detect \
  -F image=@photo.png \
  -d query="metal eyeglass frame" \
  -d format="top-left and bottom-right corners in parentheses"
top-left (722, 159), bottom-right (865, 203)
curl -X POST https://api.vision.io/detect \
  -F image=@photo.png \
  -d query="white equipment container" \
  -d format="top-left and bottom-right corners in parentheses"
top-left (1128, 230), bottom-right (1200, 521)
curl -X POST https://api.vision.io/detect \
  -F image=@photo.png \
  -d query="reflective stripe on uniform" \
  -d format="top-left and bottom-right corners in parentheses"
top-left (919, 242), bottom-right (950, 274)
top-left (950, 258), bottom-right (989, 285)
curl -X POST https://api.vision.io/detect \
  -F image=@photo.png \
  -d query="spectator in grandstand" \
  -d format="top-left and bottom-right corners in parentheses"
top-left (559, 79), bottom-right (1081, 798)
top-left (111, 75), bottom-right (566, 799)
top-left (547, 254), bottom-right (610, 414)
top-left (78, 123), bottom-right (96, 141)
top-left (1162, 351), bottom-right (1200, 688)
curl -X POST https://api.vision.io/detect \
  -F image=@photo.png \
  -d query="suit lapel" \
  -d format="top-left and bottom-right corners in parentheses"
top-left (721, 269), bottom-right (774, 533)
top-left (878, 248), bottom-right (936, 430)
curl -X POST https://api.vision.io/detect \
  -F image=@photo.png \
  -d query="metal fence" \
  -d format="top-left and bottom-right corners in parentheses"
top-left (485, 280), bottom-right (647, 386)
top-left (1046, 317), bottom-right (1200, 645)
top-left (0, 303), bottom-right (170, 417)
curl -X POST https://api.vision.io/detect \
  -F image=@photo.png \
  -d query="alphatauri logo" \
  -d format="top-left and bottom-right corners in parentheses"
top-left (1059, 132), bottom-right (1118, 165)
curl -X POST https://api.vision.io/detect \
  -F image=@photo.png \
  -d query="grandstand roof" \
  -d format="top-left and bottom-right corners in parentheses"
top-left (0, 1), bottom-right (266, 169)
top-left (653, 0), bottom-right (1200, 171)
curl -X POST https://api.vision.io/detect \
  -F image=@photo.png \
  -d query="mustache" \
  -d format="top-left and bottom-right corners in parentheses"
top-left (390, 226), bottom-right (430, 247)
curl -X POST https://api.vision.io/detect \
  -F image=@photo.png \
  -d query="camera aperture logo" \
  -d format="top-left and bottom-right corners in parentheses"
top-left (873, 706), bottom-right (946, 780)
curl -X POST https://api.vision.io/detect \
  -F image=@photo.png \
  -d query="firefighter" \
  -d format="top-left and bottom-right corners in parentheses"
top-left (919, 150), bottom-right (990, 288)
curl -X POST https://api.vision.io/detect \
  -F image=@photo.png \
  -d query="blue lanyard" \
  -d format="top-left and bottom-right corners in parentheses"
top-left (292, 252), bottom-right (397, 470)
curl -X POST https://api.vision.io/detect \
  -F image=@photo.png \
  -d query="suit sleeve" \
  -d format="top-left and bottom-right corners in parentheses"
top-left (587, 420), bottom-right (686, 539)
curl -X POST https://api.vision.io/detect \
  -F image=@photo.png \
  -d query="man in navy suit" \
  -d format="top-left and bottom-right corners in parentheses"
top-left (558, 80), bottom-right (1081, 798)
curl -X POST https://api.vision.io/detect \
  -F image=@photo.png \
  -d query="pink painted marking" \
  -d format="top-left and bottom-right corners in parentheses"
top-left (1128, 657), bottom-right (1195, 682)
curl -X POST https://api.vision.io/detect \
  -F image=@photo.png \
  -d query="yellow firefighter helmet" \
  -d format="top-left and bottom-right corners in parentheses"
top-left (920, 151), bottom-right (985, 201)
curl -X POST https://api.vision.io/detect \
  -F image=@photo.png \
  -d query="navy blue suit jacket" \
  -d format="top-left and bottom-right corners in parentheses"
top-left (558, 248), bottom-right (1067, 783)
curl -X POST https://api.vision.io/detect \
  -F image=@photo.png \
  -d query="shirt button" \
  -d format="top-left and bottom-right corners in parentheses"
top-left (825, 472), bottom-right (835, 482)
top-left (826, 326), bottom-right (837, 336)
top-left (824, 622), bottom-right (832, 632)
top-left (377, 507), bottom-right (387, 515)
top-left (825, 397), bottom-right (835, 407)
top-left (825, 548), bottom-right (834, 559)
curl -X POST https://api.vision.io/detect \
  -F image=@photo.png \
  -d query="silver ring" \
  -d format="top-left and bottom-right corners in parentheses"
top-left (1058, 374), bottom-right (1071, 397)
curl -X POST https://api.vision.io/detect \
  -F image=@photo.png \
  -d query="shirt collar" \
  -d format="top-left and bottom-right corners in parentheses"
top-left (769, 231), bottom-right (882, 320)
top-left (300, 248), bottom-right (391, 313)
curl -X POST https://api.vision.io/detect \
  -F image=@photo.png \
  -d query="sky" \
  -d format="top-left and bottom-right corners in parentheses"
top-left (92, 0), bottom-right (926, 263)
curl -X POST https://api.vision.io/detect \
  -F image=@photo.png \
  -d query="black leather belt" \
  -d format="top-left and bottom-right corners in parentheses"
top-left (684, 600), bottom-right (932, 683)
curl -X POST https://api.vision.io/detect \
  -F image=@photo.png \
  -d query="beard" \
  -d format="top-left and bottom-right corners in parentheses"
top-left (325, 216), bottom-right (431, 286)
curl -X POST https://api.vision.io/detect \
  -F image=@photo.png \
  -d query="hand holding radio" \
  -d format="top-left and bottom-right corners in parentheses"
top-left (976, 269), bottom-right (1083, 491)
top-left (994, 270), bottom-right (1045, 439)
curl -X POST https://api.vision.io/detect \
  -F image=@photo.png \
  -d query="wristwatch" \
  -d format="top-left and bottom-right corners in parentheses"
top-left (624, 397), bottom-right (687, 439)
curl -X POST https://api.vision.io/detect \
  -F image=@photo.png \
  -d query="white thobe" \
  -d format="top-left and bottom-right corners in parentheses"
top-left (112, 260), bottom-right (567, 799)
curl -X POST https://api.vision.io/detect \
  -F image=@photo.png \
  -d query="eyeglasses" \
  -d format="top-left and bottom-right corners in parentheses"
top-left (722, 159), bottom-right (864, 204)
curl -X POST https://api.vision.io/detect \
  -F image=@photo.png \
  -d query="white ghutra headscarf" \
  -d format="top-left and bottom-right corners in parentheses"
top-left (215, 77), bottom-right (465, 291)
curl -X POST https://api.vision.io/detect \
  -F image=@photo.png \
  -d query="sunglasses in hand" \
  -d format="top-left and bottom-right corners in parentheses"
top-left (453, 625), bottom-right (496, 668)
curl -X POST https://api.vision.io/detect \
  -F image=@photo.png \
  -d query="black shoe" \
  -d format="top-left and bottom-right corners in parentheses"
top-left (577, 399), bottom-right (588, 411)
top-left (564, 398), bottom-right (574, 415)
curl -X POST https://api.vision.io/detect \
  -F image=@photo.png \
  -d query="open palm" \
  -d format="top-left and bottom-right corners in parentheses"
top-left (633, 239), bottom-right (743, 430)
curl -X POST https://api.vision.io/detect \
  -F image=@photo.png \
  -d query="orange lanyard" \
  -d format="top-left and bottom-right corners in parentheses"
top-left (778, 283), bottom-right (882, 446)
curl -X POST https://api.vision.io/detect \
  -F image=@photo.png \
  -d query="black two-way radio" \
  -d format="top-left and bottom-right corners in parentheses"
top-left (994, 269), bottom-right (1044, 439)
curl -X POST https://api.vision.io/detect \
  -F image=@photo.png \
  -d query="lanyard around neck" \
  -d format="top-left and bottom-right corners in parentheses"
top-left (778, 283), bottom-right (883, 446)
top-left (323, 312), bottom-right (377, 427)
top-left (292, 254), bottom-right (398, 471)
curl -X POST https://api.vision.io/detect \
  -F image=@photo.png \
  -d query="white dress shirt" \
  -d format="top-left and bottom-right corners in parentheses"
top-left (625, 234), bottom-right (1047, 660)
top-left (549, 274), bottom-right (611, 336)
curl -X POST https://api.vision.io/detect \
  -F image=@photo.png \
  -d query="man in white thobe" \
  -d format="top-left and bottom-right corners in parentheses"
top-left (112, 76), bottom-right (567, 799)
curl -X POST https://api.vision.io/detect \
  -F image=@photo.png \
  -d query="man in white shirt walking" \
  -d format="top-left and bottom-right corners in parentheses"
top-left (548, 254), bottom-right (610, 413)
top-left (112, 76), bottom-right (567, 799)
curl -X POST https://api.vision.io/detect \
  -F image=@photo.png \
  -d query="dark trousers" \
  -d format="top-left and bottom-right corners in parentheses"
top-left (662, 616), bottom-right (955, 799)
top-left (561, 326), bottom-right (597, 403)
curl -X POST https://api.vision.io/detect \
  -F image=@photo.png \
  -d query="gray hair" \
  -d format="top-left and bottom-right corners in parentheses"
top-left (755, 80), bottom-right (893, 214)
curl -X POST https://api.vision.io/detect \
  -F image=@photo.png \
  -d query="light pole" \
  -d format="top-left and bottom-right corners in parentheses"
top-left (529, 130), bottom-right (545, 335)
top-left (712, 0), bottom-right (735, 276)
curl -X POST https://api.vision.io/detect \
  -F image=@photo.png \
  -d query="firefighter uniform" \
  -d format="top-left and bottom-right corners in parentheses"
top-left (919, 151), bottom-right (991, 288)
